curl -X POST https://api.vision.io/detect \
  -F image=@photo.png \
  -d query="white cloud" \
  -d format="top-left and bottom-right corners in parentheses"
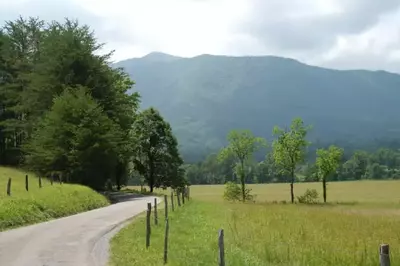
top-left (73, 0), bottom-right (249, 61)
top-left (1, 0), bottom-right (400, 72)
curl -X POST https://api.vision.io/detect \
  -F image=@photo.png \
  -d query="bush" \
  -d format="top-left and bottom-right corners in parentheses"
top-left (223, 182), bottom-right (255, 202)
top-left (297, 189), bottom-right (319, 204)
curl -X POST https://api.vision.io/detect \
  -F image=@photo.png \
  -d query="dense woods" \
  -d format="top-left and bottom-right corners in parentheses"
top-left (185, 133), bottom-right (400, 186)
top-left (0, 17), bottom-right (185, 191)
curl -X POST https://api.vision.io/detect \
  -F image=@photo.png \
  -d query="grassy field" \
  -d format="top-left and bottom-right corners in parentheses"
top-left (111, 181), bottom-right (400, 266)
top-left (0, 167), bottom-right (110, 230)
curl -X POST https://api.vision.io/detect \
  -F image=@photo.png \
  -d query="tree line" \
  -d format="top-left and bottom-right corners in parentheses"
top-left (0, 17), bottom-right (185, 192)
top-left (185, 118), bottom-right (400, 202)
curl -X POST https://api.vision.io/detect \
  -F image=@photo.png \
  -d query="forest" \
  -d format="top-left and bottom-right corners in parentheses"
top-left (0, 17), bottom-right (186, 192)
top-left (184, 132), bottom-right (400, 185)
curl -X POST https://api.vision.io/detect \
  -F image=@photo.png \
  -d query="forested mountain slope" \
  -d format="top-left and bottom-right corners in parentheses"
top-left (115, 52), bottom-right (400, 161)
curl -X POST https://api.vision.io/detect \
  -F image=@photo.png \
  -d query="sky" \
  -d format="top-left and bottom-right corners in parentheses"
top-left (1, 0), bottom-right (400, 72)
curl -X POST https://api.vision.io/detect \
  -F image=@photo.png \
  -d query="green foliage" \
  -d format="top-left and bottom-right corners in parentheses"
top-left (218, 129), bottom-right (266, 201)
top-left (0, 167), bottom-right (109, 230)
top-left (272, 118), bottom-right (311, 203)
top-left (223, 181), bottom-right (241, 201)
top-left (297, 188), bottom-right (319, 204)
top-left (223, 181), bottom-right (254, 202)
top-left (24, 87), bottom-right (124, 190)
top-left (131, 108), bottom-right (185, 192)
top-left (0, 17), bottom-right (183, 193)
top-left (316, 145), bottom-right (343, 202)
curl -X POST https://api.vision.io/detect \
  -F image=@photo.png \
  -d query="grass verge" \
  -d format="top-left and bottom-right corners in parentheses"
top-left (111, 199), bottom-right (400, 266)
top-left (0, 167), bottom-right (109, 230)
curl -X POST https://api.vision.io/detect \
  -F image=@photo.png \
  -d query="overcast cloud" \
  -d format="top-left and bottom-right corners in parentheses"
top-left (1, 0), bottom-right (400, 72)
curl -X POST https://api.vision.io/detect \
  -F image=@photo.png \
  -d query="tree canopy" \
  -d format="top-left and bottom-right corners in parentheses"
top-left (0, 17), bottom-right (185, 191)
top-left (272, 118), bottom-right (311, 203)
top-left (218, 129), bottom-right (266, 201)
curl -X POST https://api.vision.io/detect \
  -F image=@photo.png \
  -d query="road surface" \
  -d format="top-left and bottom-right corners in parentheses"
top-left (0, 195), bottom-right (160, 266)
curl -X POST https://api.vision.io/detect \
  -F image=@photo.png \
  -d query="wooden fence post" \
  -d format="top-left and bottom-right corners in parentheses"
top-left (218, 229), bottom-right (225, 266)
top-left (177, 191), bottom-right (181, 207)
top-left (154, 198), bottom-right (158, 225)
top-left (182, 191), bottom-right (185, 205)
top-left (39, 176), bottom-right (42, 188)
top-left (146, 202), bottom-right (151, 248)
top-left (50, 174), bottom-right (53, 186)
top-left (7, 178), bottom-right (11, 196)
top-left (25, 175), bottom-right (28, 191)
top-left (59, 174), bottom-right (62, 185)
top-left (187, 186), bottom-right (190, 200)
top-left (164, 195), bottom-right (168, 220)
top-left (171, 192), bottom-right (175, 211)
top-left (380, 244), bottom-right (390, 266)
top-left (163, 218), bottom-right (169, 264)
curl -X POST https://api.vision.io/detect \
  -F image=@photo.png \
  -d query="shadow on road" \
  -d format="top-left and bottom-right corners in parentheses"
top-left (102, 192), bottom-right (149, 204)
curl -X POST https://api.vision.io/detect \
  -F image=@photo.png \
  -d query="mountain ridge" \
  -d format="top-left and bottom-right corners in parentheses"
top-left (114, 52), bottom-right (400, 161)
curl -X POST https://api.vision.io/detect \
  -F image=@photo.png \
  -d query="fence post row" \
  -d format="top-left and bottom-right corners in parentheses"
top-left (171, 192), bottom-right (175, 211)
top-left (146, 202), bottom-right (151, 248)
top-left (218, 229), bottom-right (225, 266)
top-left (164, 195), bottom-right (168, 220)
top-left (177, 190), bottom-right (181, 207)
top-left (25, 175), bottom-right (29, 191)
top-left (163, 218), bottom-right (169, 265)
top-left (154, 198), bottom-right (158, 225)
top-left (6, 178), bottom-right (11, 196)
top-left (380, 244), bottom-right (390, 266)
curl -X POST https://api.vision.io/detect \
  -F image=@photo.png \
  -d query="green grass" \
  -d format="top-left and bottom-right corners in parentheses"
top-left (111, 181), bottom-right (400, 266)
top-left (0, 166), bottom-right (110, 230)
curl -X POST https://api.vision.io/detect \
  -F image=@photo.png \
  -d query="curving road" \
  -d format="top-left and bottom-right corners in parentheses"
top-left (0, 195), bottom-right (160, 266)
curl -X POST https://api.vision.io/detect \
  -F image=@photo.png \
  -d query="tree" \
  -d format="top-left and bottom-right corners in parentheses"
top-left (23, 87), bottom-right (125, 190)
top-left (218, 129), bottom-right (266, 201)
top-left (132, 108), bottom-right (184, 192)
top-left (316, 145), bottom-right (343, 202)
top-left (272, 118), bottom-right (311, 203)
top-left (1, 17), bottom-right (139, 190)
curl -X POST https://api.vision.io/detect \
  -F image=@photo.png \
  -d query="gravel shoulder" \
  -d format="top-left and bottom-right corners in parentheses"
top-left (0, 194), bottom-right (160, 266)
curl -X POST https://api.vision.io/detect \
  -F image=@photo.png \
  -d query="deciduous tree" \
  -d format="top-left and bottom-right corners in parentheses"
top-left (218, 129), bottom-right (266, 202)
top-left (132, 108), bottom-right (184, 192)
top-left (272, 118), bottom-right (311, 203)
top-left (316, 145), bottom-right (343, 202)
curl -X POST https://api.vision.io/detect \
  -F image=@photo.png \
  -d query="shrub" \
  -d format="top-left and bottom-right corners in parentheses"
top-left (223, 182), bottom-right (256, 202)
top-left (297, 188), bottom-right (319, 204)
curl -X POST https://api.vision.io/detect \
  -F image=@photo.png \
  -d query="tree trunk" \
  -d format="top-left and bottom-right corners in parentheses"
top-left (290, 169), bottom-right (295, 204)
top-left (240, 160), bottom-right (245, 202)
top-left (322, 177), bottom-right (327, 203)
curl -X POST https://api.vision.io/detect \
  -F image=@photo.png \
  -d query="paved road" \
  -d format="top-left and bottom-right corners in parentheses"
top-left (0, 195), bottom-right (160, 266)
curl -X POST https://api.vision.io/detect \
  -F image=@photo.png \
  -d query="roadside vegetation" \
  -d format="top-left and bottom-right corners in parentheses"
top-left (0, 17), bottom-right (186, 229)
top-left (0, 167), bottom-right (109, 230)
top-left (111, 182), bottom-right (400, 266)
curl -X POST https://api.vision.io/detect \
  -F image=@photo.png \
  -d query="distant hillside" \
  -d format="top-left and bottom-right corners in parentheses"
top-left (114, 53), bottom-right (400, 162)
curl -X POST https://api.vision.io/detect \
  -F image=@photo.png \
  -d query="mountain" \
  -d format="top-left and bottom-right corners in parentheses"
top-left (114, 53), bottom-right (400, 162)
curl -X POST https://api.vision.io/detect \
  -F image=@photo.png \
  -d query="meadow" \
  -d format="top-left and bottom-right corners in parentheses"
top-left (0, 166), bottom-right (110, 230)
top-left (111, 181), bottom-right (400, 266)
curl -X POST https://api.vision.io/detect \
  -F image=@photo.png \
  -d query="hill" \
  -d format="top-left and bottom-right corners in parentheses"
top-left (0, 167), bottom-right (109, 230)
top-left (114, 53), bottom-right (400, 161)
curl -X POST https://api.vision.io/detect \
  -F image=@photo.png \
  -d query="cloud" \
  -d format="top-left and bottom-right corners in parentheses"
top-left (1, 0), bottom-right (400, 72)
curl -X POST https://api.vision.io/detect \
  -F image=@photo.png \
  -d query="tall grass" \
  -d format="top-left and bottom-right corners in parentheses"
top-left (0, 167), bottom-right (109, 230)
top-left (113, 181), bottom-right (400, 265)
